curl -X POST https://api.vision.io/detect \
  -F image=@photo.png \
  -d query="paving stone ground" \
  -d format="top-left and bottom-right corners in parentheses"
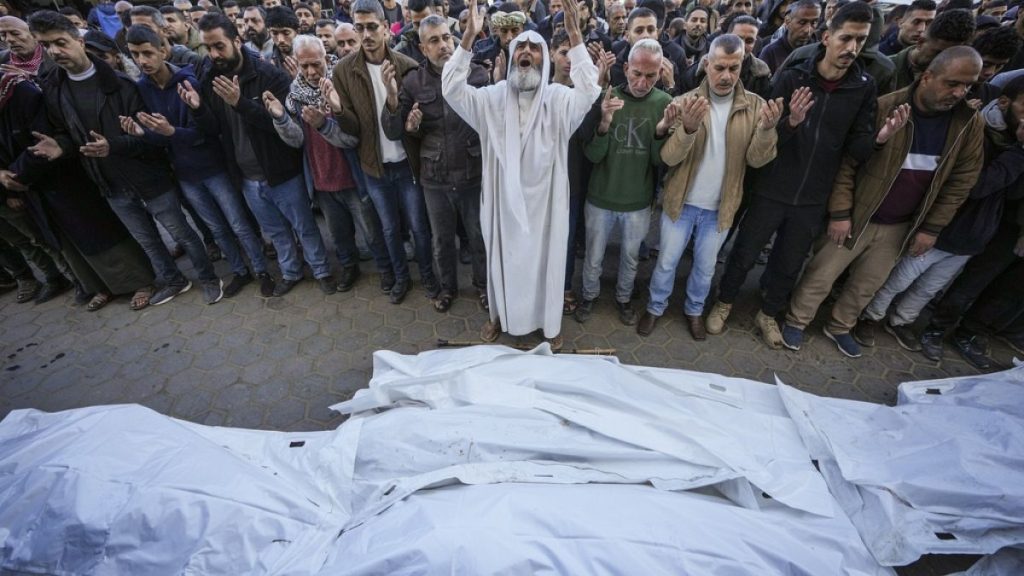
top-left (0, 220), bottom-right (1010, 574)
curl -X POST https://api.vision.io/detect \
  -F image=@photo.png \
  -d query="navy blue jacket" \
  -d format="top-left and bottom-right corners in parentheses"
top-left (135, 63), bottom-right (226, 184)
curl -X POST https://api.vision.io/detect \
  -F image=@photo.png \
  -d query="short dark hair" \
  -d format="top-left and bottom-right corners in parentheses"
top-left (223, 0), bottom-right (239, 8)
top-left (408, 0), bottom-right (433, 13)
top-left (926, 8), bottom-right (974, 43)
top-left (243, 5), bottom-right (267, 18)
top-left (635, 0), bottom-right (665, 27)
top-left (130, 5), bottom-right (166, 26)
top-left (627, 7), bottom-right (658, 27)
top-left (829, 0), bottom-right (872, 32)
top-left (59, 6), bottom-right (84, 19)
top-left (972, 25), bottom-right (1022, 61)
top-left (190, 6), bottom-right (208, 14)
top-left (1002, 75), bottom-right (1024, 102)
top-left (293, 2), bottom-right (314, 13)
top-left (159, 6), bottom-right (187, 20)
top-left (550, 28), bottom-right (570, 50)
top-left (935, 0), bottom-right (971, 11)
top-left (685, 5), bottom-right (709, 20)
top-left (351, 0), bottom-right (386, 21)
top-left (198, 12), bottom-right (240, 40)
top-left (125, 24), bottom-right (164, 48)
top-left (315, 18), bottom-right (336, 28)
top-left (28, 10), bottom-right (79, 37)
top-left (907, 0), bottom-right (937, 13)
top-left (726, 14), bottom-right (758, 32)
top-left (265, 6), bottom-right (299, 29)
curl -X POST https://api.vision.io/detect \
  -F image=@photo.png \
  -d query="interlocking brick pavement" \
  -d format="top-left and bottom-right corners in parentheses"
top-left (0, 234), bottom-right (1010, 574)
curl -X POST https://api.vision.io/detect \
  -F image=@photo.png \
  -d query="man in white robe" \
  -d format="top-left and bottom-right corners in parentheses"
top-left (442, 0), bottom-right (600, 350)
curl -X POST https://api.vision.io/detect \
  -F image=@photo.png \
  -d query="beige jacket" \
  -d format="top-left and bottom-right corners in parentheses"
top-left (660, 80), bottom-right (778, 232)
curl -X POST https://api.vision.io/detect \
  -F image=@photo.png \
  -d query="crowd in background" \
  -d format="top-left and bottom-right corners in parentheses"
top-left (0, 0), bottom-right (1023, 366)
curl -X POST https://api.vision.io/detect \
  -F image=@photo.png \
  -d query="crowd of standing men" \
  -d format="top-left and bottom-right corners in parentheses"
top-left (0, 0), bottom-right (1023, 368)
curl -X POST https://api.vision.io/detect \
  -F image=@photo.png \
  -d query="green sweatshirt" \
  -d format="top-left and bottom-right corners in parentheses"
top-left (584, 86), bottom-right (671, 212)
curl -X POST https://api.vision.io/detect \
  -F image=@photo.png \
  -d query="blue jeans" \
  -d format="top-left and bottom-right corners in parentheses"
top-left (581, 202), bottom-right (650, 303)
top-left (107, 190), bottom-right (216, 285)
top-left (179, 173), bottom-right (267, 277)
top-left (647, 205), bottom-right (725, 317)
top-left (364, 161), bottom-right (435, 285)
top-left (241, 176), bottom-right (331, 281)
top-left (318, 187), bottom-right (390, 271)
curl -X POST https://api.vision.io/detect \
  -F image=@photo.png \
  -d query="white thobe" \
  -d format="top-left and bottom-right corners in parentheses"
top-left (442, 36), bottom-right (600, 337)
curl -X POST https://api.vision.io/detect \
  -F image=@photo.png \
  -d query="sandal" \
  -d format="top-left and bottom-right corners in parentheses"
top-left (563, 290), bottom-right (578, 316)
top-left (86, 292), bottom-right (111, 312)
top-left (477, 290), bottom-right (489, 312)
top-left (432, 294), bottom-right (453, 313)
top-left (130, 286), bottom-right (153, 311)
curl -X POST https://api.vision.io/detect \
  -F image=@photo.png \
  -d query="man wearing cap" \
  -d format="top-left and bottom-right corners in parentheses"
top-left (442, 0), bottom-right (601, 349)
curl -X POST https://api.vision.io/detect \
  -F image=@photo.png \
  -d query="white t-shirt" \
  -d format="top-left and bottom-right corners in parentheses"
top-left (366, 61), bottom-right (407, 164)
top-left (685, 90), bottom-right (733, 211)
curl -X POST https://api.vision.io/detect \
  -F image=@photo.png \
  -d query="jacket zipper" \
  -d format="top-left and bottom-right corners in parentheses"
top-left (851, 118), bottom-right (913, 252)
top-left (792, 91), bottom-right (830, 205)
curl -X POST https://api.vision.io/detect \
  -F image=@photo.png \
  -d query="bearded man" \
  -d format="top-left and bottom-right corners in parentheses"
top-left (442, 0), bottom-right (600, 349)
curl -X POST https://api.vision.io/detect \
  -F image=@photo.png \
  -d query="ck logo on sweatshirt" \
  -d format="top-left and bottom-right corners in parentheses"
top-left (613, 116), bottom-right (651, 152)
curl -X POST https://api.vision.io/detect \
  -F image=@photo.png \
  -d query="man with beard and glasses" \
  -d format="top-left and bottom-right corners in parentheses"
top-left (332, 0), bottom-right (440, 305)
top-left (442, 0), bottom-right (601, 350)
top-left (708, 2), bottom-right (892, 349)
top-left (243, 5), bottom-right (274, 61)
top-left (783, 46), bottom-right (984, 358)
top-left (637, 34), bottom-right (782, 340)
top-left (383, 15), bottom-right (489, 313)
top-left (29, 11), bottom-right (226, 309)
top-left (185, 13), bottom-right (338, 297)
top-left (265, 34), bottom-right (390, 294)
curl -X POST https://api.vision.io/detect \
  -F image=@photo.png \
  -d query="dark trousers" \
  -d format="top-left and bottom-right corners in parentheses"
top-left (960, 258), bottom-right (1024, 340)
top-left (0, 238), bottom-right (31, 280)
top-left (929, 219), bottom-right (1020, 333)
top-left (422, 181), bottom-right (486, 295)
top-left (717, 195), bottom-right (826, 317)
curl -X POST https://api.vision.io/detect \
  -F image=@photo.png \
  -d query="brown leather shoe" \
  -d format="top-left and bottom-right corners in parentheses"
top-left (685, 314), bottom-right (706, 341)
top-left (637, 311), bottom-right (659, 336)
top-left (480, 318), bottom-right (501, 342)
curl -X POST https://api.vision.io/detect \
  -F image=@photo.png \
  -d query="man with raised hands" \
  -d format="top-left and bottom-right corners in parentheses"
top-left (442, 0), bottom-right (601, 350)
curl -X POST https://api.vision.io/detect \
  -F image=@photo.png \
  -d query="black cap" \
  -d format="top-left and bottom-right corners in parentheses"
top-left (83, 30), bottom-right (119, 53)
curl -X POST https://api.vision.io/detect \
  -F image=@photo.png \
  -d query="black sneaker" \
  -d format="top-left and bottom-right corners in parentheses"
top-left (338, 266), bottom-right (360, 292)
top-left (885, 321), bottom-right (922, 352)
top-left (223, 273), bottom-right (253, 298)
top-left (263, 240), bottom-right (277, 260)
top-left (206, 243), bottom-right (223, 262)
top-left (318, 275), bottom-right (337, 295)
top-left (389, 278), bottom-right (409, 304)
top-left (852, 318), bottom-right (878, 347)
top-left (201, 278), bottom-right (224, 305)
top-left (380, 271), bottom-right (396, 294)
top-left (257, 272), bottom-right (275, 298)
top-left (617, 301), bottom-right (638, 326)
top-left (35, 278), bottom-right (71, 304)
top-left (953, 332), bottom-right (992, 370)
top-left (15, 278), bottom-right (40, 303)
top-left (920, 330), bottom-right (944, 362)
top-left (273, 277), bottom-right (300, 297)
top-left (423, 276), bottom-right (441, 299)
top-left (574, 299), bottom-right (595, 324)
top-left (151, 280), bottom-right (192, 306)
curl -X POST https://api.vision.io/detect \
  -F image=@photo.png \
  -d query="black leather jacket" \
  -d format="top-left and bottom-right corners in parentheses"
top-left (382, 59), bottom-right (489, 187)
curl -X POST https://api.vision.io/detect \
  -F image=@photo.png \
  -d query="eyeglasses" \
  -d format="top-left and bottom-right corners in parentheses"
top-left (353, 22), bottom-right (381, 33)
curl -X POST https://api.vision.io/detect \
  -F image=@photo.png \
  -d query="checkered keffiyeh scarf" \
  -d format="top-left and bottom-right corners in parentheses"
top-left (286, 54), bottom-right (338, 116)
top-left (8, 44), bottom-right (44, 76)
top-left (0, 73), bottom-right (26, 110)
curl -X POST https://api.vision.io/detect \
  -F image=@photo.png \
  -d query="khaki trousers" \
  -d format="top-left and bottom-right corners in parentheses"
top-left (786, 222), bottom-right (911, 334)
